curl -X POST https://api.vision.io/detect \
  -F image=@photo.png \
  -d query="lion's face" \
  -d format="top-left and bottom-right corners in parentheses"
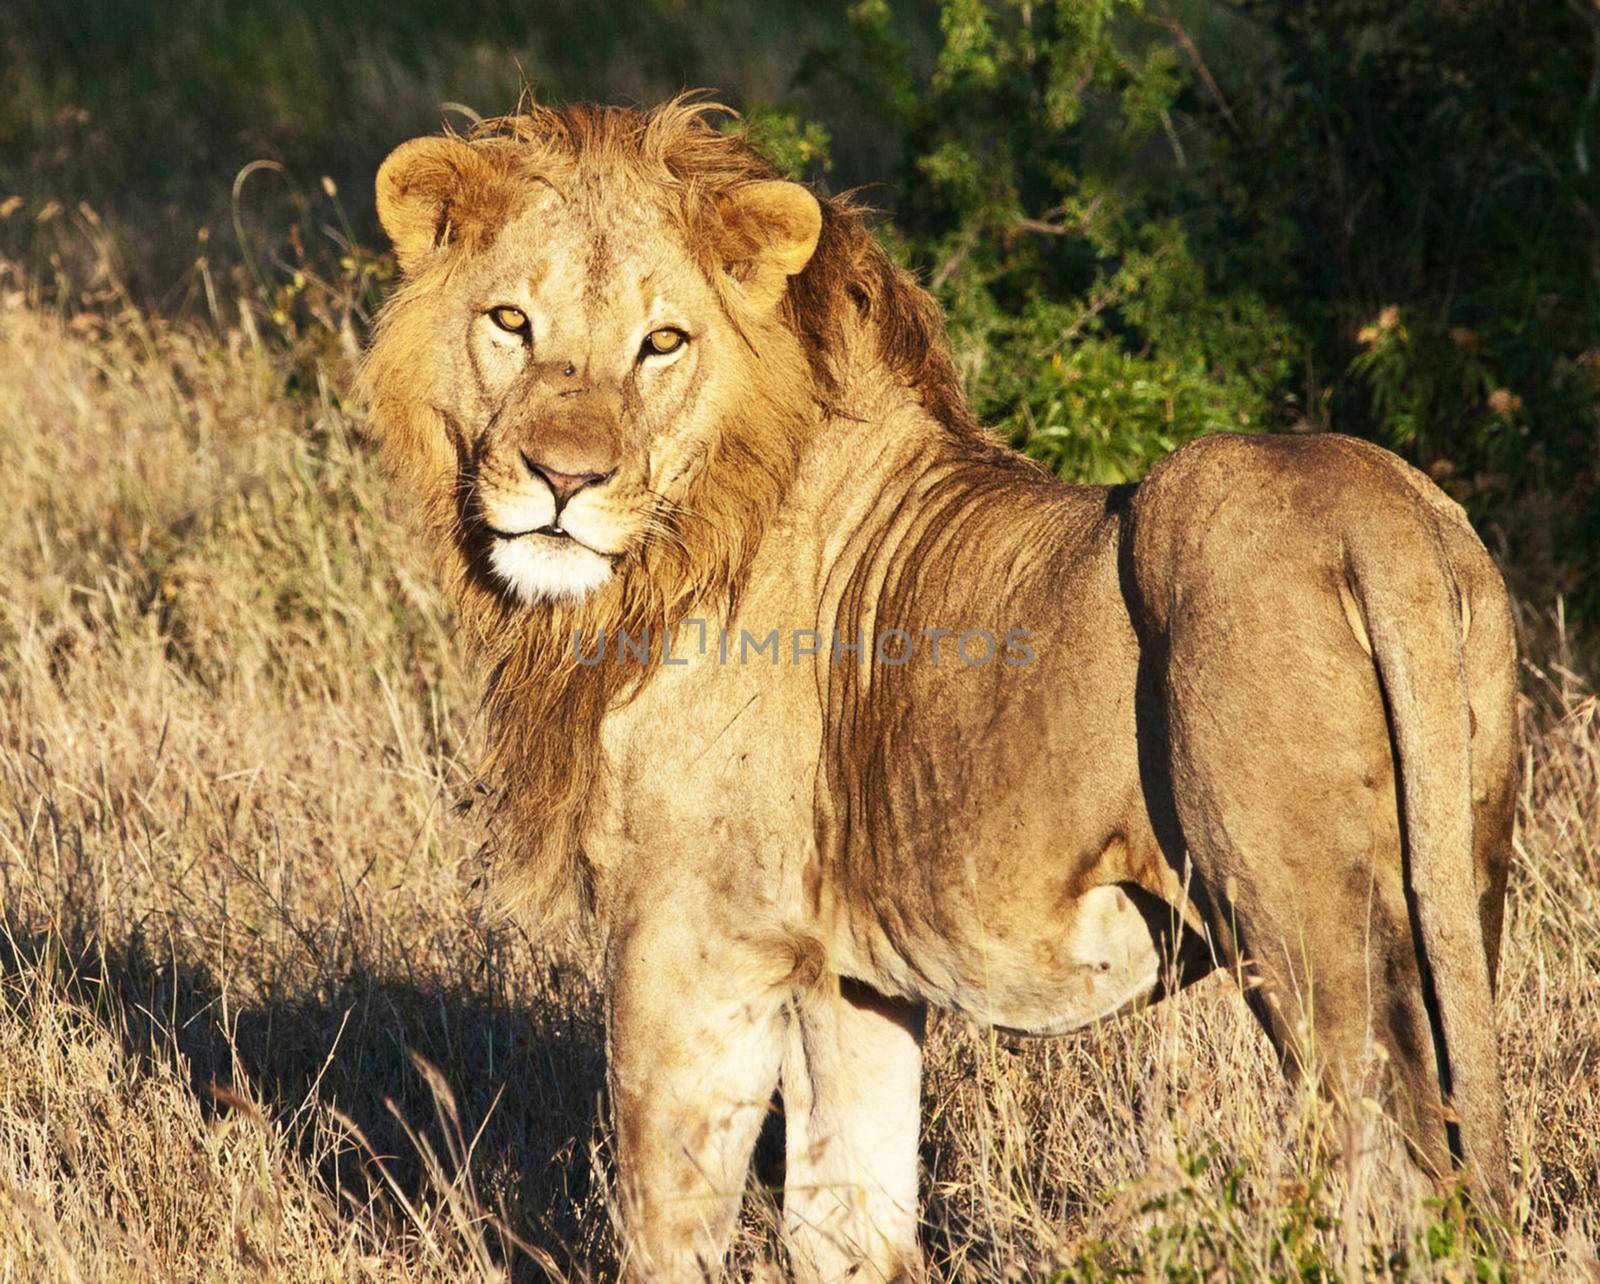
top-left (368, 133), bottom-right (822, 606)
top-left (450, 197), bottom-right (736, 603)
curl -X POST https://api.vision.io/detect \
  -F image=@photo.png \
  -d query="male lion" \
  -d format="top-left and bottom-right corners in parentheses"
top-left (361, 98), bottom-right (1517, 1281)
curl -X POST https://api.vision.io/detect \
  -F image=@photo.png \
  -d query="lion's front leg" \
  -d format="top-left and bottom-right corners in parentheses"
top-left (782, 978), bottom-right (925, 1283)
top-left (606, 910), bottom-right (790, 1281)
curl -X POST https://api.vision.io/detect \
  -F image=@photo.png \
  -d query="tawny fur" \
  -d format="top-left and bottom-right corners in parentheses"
top-left (361, 96), bottom-right (1518, 1282)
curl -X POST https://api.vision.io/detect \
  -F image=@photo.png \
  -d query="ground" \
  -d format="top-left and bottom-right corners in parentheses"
top-left (1, 297), bottom-right (1597, 1280)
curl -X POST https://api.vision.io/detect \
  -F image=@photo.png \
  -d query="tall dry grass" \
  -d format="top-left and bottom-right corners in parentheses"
top-left (1, 292), bottom-right (1597, 1280)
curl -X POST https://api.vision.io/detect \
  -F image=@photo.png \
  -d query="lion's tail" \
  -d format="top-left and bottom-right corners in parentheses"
top-left (1347, 522), bottom-right (1510, 1210)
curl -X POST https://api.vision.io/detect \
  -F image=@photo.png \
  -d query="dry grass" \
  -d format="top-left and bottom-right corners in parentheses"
top-left (1, 292), bottom-right (1597, 1281)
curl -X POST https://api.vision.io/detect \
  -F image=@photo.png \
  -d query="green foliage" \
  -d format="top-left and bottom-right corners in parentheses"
top-left (791, 0), bottom-right (1300, 483)
top-left (1042, 1140), bottom-right (1510, 1283)
top-left (784, 0), bottom-right (1599, 609)
top-left (1217, 0), bottom-right (1600, 607)
top-left (735, 106), bottom-right (833, 181)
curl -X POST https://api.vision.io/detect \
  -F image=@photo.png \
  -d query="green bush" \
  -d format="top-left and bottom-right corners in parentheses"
top-left (780, 1), bottom-right (1300, 481)
top-left (775, 0), bottom-right (1598, 606)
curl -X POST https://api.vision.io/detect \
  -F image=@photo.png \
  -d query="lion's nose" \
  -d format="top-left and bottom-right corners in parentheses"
top-left (520, 452), bottom-right (613, 507)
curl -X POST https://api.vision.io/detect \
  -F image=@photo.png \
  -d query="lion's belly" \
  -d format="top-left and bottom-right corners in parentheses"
top-left (950, 883), bottom-right (1164, 1034)
top-left (836, 871), bottom-right (1170, 1036)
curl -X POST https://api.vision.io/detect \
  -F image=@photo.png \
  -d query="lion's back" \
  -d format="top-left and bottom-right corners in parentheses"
top-left (1125, 431), bottom-right (1507, 637)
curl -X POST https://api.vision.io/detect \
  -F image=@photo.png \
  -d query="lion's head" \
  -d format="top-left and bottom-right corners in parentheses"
top-left (363, 98), bottom-right (835, 616)
top-left (360, 96), bottom-right (976, 920)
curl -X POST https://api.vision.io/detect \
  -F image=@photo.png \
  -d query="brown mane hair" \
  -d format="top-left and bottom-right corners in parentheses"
top-left (361, 94), bottom-right (983, 925)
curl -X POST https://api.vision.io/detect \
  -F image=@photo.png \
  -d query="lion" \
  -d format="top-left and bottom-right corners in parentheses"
top-left (360, 97), bottom-right (1517, 1282)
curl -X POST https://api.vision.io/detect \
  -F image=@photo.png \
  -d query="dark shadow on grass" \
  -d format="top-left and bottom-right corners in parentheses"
top-left (0, 904), bottom-right (610, 1281)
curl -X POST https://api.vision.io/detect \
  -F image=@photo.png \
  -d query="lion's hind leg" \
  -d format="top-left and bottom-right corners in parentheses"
top-left (1158, 595), bottom-right (1459, 1190)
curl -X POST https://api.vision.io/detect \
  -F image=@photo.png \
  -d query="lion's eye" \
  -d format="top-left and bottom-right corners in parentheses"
top-left (489, 305), bottom-right (529, 336)
top-left (640, 327), bottom-right (687, 359)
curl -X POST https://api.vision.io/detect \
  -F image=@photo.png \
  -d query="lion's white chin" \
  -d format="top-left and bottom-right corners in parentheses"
top-left (487, 535), bottom-right (614, 604)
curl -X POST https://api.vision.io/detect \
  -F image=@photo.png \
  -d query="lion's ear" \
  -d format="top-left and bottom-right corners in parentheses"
top-left (715, 180), bottom-right (822, 313)
top-left (376, 136), bottom-right (511, 273)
